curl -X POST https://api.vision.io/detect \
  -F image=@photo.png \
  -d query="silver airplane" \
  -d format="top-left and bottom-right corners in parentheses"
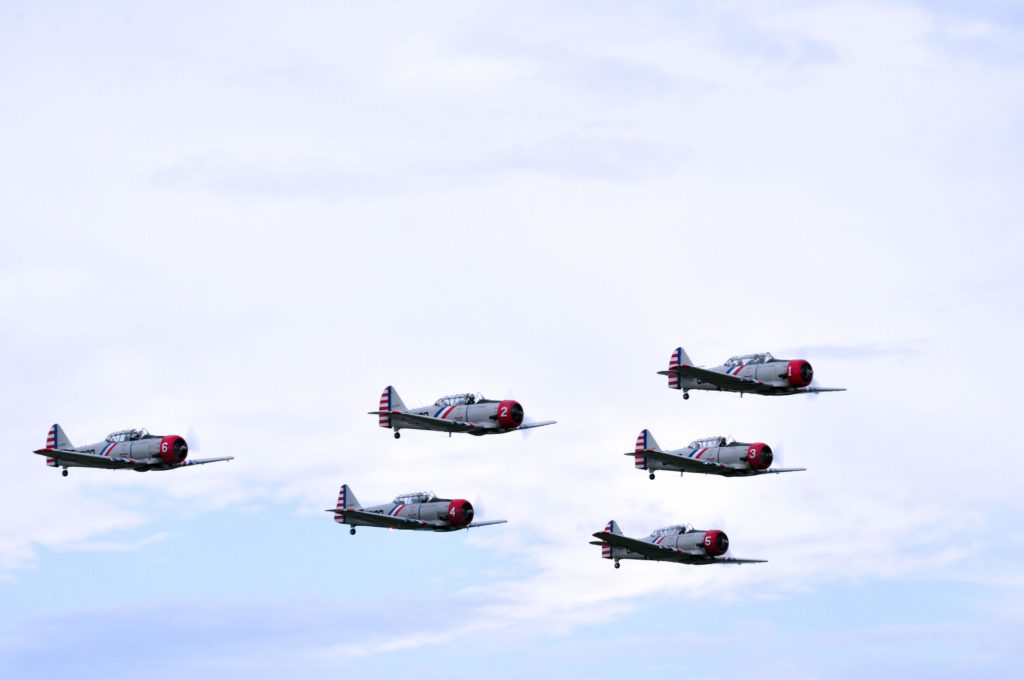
top-left (327, 484), bottom-right (507, 534)
top-left (590, 520), bottom-right (766, 568)
top-left (370, 386), bottom-right (556, 438)
top-left (628, 429), bottom-right (805, 479)
top-left (658, 347), bottom-right (846, 399)
top-left (34, 424), bottom-right (233, 477)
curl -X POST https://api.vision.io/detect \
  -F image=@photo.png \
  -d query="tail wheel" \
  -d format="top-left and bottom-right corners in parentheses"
top-left (614, 561), bottom-right (621, 569)
top-left (683, 391), bottom-right (690, 400)
top-left (393, 431), bottom-right (401, 439)
top-left (349, 527), bottom-right (356, 535)
top-left (61, 469), bottom-right (68, 477)
top-left (649, 472), bottom-right (655, 480)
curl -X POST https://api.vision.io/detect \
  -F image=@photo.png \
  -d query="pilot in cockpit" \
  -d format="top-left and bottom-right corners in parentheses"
top-left (466, 394), bottom-right (475, 404)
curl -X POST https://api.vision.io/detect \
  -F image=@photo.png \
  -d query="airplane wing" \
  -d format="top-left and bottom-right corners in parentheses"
top-left (712, 556), bottom-right (767, 564)
top-left (658, 365), bottom-right (762, 390)
top-left (324, 508), bottom-right (434, 530)
top-left (518, 420), bottom-right (556, 431)
top-left (756, 466), bottom-right (806, 475)
top-left (33, 448), bottom-right (134, 469)
top-left (467, 519), bottom-right (508, 528)
top-left (804, 387), bottom-right (847, 393)
top-left (626, 450), bottom-right (725, 473)
top-left (370, 411), bottom-right (481, 433)
top-left (181, 456), bottom-right (234, 466)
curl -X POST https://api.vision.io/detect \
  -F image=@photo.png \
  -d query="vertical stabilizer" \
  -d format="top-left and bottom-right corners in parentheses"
top-left (46, 424), bottom-right (73, 451)
top-left (599, 520), bottom-right (622, 559)
top-left (335, 484), bottom-right (362, 523)
top-left (377, 386), bottom-right (407, 428)
top-left (667, 347), bottom-right (693, 389)
top-left (634, 429), bottom-right (661, 469)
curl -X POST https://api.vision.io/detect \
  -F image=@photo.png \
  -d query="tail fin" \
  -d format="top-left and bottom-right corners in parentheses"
top-left (599, 520), bottom-right (622, 559)
top-left (335, 484), bottom-right (362, 523)
top-left (376, 386), bottom-right (407, 428)
top-left (46, 424), bottom-right (73, 451)
top-left (667, 347), bottom-right (694, 390)
top-left (634, 429), bottom-right (661, 469)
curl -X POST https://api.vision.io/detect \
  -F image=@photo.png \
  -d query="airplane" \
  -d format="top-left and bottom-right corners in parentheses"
top-left (628, 429), bottom-right (805, 479)
top-left (34, 424), bottom-right (233, 477)
top-left (590, 520), bottom-right (766, 569)
top-left (370, 386), bottom-right (556, 438)
top-left (326, 484), bottom-right (507, 534)
top-left (658, 347), bottom-right (846, 399)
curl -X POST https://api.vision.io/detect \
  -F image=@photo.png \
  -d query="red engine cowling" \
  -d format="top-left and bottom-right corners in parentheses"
top-left (447, 499), bottom-right (475, 527)
top-left (496, 400), bottom-right (524, 429)
top-left (746, 443), bottom-right (773, 470)
top-left (159, 435), bottom-right (188, 465)
top-left (703, 530), bottom-right (729, 557)
top-left (786, 360), bottom-right (813, 387)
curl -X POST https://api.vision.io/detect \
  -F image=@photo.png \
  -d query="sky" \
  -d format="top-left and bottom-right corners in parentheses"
top-left (1, 1), bottom-right (1023, 677)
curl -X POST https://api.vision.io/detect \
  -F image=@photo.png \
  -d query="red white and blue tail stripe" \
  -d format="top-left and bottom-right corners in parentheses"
top-left (634, 429), bottom-right (649, 469)
top-left (378, 387), bottom-right (392, 428)
top-left (667, 347), bottom-right (683, 389)
top-left (45, 425), bottom-right (58, 466)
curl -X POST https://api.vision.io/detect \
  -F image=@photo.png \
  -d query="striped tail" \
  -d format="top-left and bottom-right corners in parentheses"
top-left (376, 386), bottom-right (407, 428)
top-left (667, 347), bottom-right (685, 389)
top-left (335, 484), bottom-right (361, 523)
top-left (600, 519), bottom-right (622, 559)
top-left (634, 428), bottom-right (661, 469)
top-left (45, 424), bottom-right (73, 461)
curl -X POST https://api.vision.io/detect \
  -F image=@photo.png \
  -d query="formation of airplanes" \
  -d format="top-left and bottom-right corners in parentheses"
top-left (34, 344), bottom-right (844, 568)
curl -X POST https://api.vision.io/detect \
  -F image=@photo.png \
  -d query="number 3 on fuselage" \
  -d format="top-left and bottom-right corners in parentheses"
top-left (370, 386), bottom-right (556, 439)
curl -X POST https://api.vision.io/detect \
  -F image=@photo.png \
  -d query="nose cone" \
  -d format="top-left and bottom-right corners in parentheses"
top-left (703, 530), bottom-right (729, 556)
top-left (786, 360), bottom-right (813, 387)
top-left (159, 435), bottom-right (188, 464)
top-left (447, 499), bottom-right (474, 527)
top-left (746, 443), bottom-right (773, 470)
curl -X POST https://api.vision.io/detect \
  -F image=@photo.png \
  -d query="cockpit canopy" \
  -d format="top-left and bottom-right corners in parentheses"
top-left (652, 524), bottom-right (695, 537)
top-left (724, 352), bottom-right (776, 368)
top-left (688, 436), bottom-right (729, 449)
top-left (434, 393), bottom-right (484, 407)
top-left (393, 491), bottom-right (438, 505)
top-left (105, 428), bottom-right (150, 442)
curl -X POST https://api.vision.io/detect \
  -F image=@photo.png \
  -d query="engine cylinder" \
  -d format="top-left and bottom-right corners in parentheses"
top-left (159, 435), bottom-right (188, 465)
top-left (786, 360), bottom-right (813, 387)
top-left (746, 443), bottom-right (773, 470)
top-left (703, 530), bottom-right (729, 557)
top-left (446, 499), bottom-right (474, 527)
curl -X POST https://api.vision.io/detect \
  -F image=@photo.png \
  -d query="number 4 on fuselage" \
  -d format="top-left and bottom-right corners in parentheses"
top-left (370, 386), bottom-right (556, 439)
top-left (658, 347), bottom-right (846, 399)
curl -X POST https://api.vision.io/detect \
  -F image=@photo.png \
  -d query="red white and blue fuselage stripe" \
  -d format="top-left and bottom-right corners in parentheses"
top-left (389, 503), bottom-right (406, 517)
top-left (688, 447), bottom-right (709, 459)
top-left (432, 406), bottom-right (457, 419)
top-left (100, 442), bottom-right (117, 457)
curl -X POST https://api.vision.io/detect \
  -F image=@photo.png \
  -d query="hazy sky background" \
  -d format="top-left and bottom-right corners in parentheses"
top-left (2, 1), bottom-right (1022, 677)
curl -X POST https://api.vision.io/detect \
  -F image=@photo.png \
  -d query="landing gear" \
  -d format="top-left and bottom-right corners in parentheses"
top-left (649, 472), bottom-right (655, 480)
top-left (349, 527), bottom-right (356, 535)
top-left (61, 469), bottom-right (68, 477)
top-left (393, 431), bottom-right (401, 439)
top-left (683, 391), bottom-right (690, 400)
top-left (614, 560), bottom-right (621, 569)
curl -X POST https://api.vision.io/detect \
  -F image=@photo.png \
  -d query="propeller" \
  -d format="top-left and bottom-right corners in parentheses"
top-left (186, 426), bottom-right (201, 453)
